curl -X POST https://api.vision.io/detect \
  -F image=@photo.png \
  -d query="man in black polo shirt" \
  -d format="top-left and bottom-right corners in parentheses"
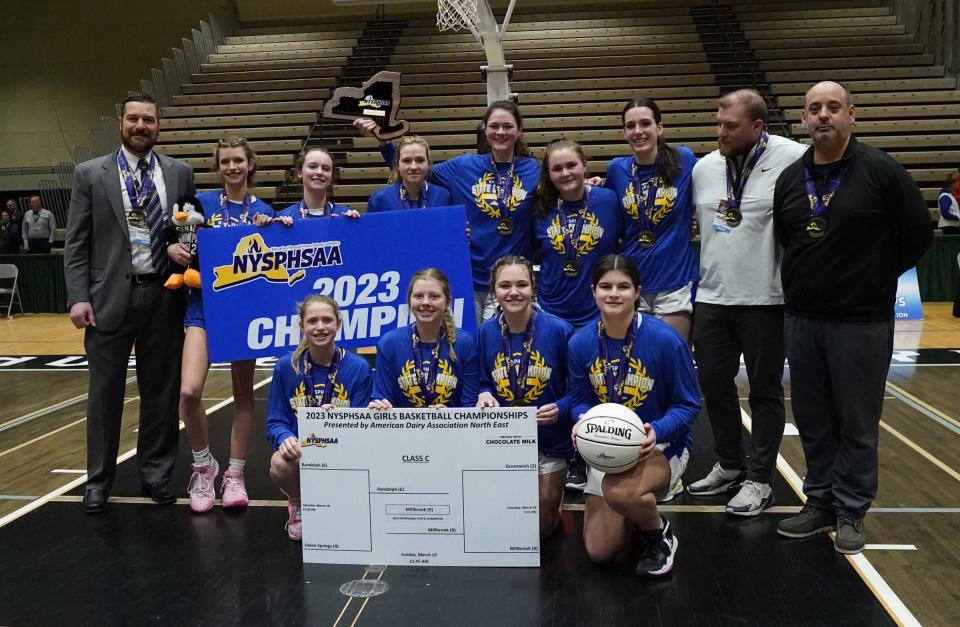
top-left (772, 81), bottom-right (932, 553)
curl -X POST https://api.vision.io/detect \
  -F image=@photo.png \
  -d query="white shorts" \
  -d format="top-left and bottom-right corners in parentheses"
top-left (473, 290), bottom-right (497, 324)
top-left (538, 451), bottom-right (569, 475)
top-left (584, 446), bottom-right (690, 501)
top-left (637, 281), bottom-right (695, 316)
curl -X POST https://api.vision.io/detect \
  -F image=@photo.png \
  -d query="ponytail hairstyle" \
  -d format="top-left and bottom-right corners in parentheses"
top-left (621, 98), bottom-right (681, 186)
top-left (591, 254), bottom-right (643, 310)
top-left (407, 267), bottom-right (457, 362)
top-left (388, 134), bottom-right (432, 184)
top-left (489, 255), bottom-right (537, 297)
top-left (292, 294), bottom-right (341, 374)
top-left (535, 138), bottom-right (587, 217)
top-left (214, 137), bottom-right (258, 185)
top-left (292, 146), bottom-right (336, 196)
top-left (482, 100), bottom-right (533, 158)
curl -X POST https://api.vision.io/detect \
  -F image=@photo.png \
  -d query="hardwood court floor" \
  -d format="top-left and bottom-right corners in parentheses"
top-left (0, 305), bottom-right (958, 625)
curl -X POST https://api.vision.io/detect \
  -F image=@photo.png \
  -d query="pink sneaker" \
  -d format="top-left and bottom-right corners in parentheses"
top-left (187, 457), bottom-right (219, 513)
top-left (221, 470), bottom-right (249, 508)
top-left (286, 500), bottom-right (302, 541)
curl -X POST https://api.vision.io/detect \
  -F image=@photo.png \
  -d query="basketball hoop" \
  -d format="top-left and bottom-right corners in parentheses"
top-left (437, 0), bottom-right (479, 33)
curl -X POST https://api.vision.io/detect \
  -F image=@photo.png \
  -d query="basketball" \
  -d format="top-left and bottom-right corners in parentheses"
top-left (574, 403), bottom-right (647, 474)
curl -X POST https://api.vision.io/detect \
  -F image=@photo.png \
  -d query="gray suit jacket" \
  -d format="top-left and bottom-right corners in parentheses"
top-left (64, 150), bottom-right (195, 332)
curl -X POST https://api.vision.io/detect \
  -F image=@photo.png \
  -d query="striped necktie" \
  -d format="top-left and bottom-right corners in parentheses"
top-left (137, 159), bottom-right (167, 275)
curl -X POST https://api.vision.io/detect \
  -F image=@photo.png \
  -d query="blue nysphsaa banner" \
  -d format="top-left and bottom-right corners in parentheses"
top-left (198, 205), bottom-right (475, 362)
top-left (894, 266), bottom-right (923, 321)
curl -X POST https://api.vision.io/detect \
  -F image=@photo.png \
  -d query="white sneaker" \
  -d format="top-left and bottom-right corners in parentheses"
top-left (658, 475), bottom-right (684, 503)
top-left (687, 462), bottom-right (744, 496)
top-left (725, 480), bottom-right (774, 516)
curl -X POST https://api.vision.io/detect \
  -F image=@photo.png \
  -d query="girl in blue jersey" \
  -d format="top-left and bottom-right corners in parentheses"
top-left (603, 98), bottom-right (699, 341)
top-left (267, 294), bottom-right (373, 541)
top-left (568, 254), bottom-right (700, 577)
top-left (179, 137), bottom-right (274, 514)
top-left (534, 139), bottom-right (623, 328)
top-left (356, 101), bottom-right (539, 323)
top-left (279, 147), bottom-right (360, 221)
top-left (368, 268), bottom-right (480, 409)
top-left (476, 256), bottom-right (574, 537)
top-left (367, 135), bottom-right (452, 212)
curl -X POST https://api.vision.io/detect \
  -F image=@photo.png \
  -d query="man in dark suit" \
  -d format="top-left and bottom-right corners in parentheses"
top-left (64, 93), bottom-right (195, 513)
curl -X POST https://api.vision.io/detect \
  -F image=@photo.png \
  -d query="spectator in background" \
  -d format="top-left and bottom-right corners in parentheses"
top-left (1, 209), bottom-right (20, 253)
top-left (22, 195), bottom-right (56, 253)
top-left (5, 199), bottom-right (24, 247)
top-left (938, 171), bottom-right (960, 234)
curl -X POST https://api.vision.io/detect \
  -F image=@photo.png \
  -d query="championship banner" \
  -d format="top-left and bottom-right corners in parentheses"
top-left (198, 206), bottom-right (474, 362)
top-left (895, 267), bottom-right (924, 321)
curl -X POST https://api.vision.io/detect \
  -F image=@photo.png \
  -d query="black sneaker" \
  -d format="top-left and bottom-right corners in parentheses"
top-left (835, 515), bottom-right (865, 554)
top-left (565, 457), bottom-right (587, 491)
top-left (777, 504), bottom-right (836, 538)
top-left (635, 516), bottom-right (677, 577)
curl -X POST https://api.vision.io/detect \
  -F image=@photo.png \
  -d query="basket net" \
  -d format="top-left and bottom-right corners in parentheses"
top-left (437, 0), bottom-right (478, 32)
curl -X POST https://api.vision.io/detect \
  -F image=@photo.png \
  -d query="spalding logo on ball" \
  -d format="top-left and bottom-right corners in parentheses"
top-left (574, 403), bottom-right (646, 474)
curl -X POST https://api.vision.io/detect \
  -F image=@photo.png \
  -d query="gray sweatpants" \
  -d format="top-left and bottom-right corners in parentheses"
top-left (784, 314), bottom-right (894, 517)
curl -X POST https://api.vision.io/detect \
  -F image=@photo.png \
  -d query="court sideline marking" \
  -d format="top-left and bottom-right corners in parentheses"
top-left (879, 420), bottom-right (960, 483)
top-left (0, 376), bottom-right (273, 529)
top-left (885, 381), bottom-right (960, 435)
top-left (740, 410), bottom-right (920, 627)
top-left (0, 375), bottom-right (137, 433)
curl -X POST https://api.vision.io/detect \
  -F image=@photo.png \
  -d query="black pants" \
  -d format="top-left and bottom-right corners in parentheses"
top-left (692, 303), bottom-right (785, 483)
top-left (27, 238), bottom-right (51, 253)
top-left (784, 314), bottom-right (894, 517)
top-left (84, 281), bottom-right (185, 490)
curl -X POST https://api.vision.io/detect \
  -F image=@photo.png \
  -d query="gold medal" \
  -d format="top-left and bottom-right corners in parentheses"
top-left (638, 230), bottom-right (655, 248)
top-left (805, 217), bottom-right (827, 239)
top-left (562, 259), bottom-right (579, 277)
top-left (497, 217), bottom-right (514, 236)
top-left (725, 209), bottom-right (742, 227)
top-left (127, 210), bottom-right (146, 228)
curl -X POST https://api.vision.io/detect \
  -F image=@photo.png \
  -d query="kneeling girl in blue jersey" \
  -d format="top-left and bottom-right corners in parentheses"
top-left (279, 147), bottom-right (359, 220)
top-left (534, 139), bottom-right (623, 329)
top-left (568, 254), bottom-right (700, 577)
top-left (367, 135), bottom-right (452, 212)
top-left (267, 294), bottom-right (372, 540)
top-left (476, 256), bottom-right (575, 537)
top-left (369, 268), bottom-right (480, 409)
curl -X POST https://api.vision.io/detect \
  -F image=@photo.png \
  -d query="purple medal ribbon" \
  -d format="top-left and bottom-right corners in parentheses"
top-left (399, 183), bottom-right (428, 209)
top-left (299, 199), bottom-right (334, 218)
top-left (218, 191), bottom-right (253, 225)
top-left (117, 151), bottom-right (157, 211)
top-left (558, 189), bottom-right (589, 264)
top-left (597, 314), bottom-right (639, 404)
top-left (803, 164), bottom-right (847, 218)
top-left (498, 310), bottom-right (536, 404)
top-left (491, 157), bottom-right (516, 219)
top-left (725, 131), bottom-right (769, 210)
top-left (630, 159), bottom-right (660, 231)
top-left (411, 324), bottom-right (444, 406)
top-left (302, 346), bottom-right (343, 407)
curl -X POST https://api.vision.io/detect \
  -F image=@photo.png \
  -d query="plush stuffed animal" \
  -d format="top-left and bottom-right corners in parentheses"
top-left (164, 195), bottom-right (205, 290)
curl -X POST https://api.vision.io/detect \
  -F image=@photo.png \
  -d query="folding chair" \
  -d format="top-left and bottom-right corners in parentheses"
top-left (0, 264), bottom-right (23, 318)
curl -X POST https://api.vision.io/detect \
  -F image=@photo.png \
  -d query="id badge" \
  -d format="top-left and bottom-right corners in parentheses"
top-left (130, 225), bottom-right (151, 247)
top-left (712, 199), bottom-right (732, 233)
